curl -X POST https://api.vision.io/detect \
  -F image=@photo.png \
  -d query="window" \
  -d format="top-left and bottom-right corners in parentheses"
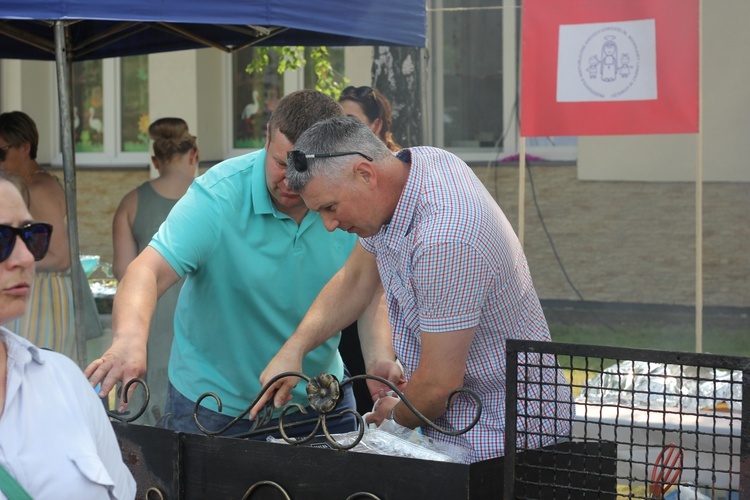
top-left (428, 0), bottom-right (576, 161)
top-left (302, 47), bottom-right (346, 90)
top-left (229, 46), bottom-right (345, 154)
top-left (431, 0), bottom-right (504, 152)
top-left (231, 47), bottom-right (285, 150)
top-left (72, 60), bottom-right (104, 153)
top-left (120, 55), bottom-right (149, 153)
top-left (57, 56), bottom-right (150, 166)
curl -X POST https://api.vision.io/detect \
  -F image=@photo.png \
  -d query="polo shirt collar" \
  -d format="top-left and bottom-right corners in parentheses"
top-left (250, 148), bottom-right (276, 216)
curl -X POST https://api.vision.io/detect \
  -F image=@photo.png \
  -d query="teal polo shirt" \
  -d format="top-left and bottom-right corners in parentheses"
top-left (150, 149), bottom-right (357, 417)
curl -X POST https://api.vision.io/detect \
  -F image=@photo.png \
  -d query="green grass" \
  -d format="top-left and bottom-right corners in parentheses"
top-left (549, 322), bottom-right (750, 358)
top-left (548, 320), bottom-right (750, 398)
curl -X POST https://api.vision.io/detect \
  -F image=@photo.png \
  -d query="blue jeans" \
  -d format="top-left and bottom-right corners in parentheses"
top-left (157, 379), bottom-right (358, 440)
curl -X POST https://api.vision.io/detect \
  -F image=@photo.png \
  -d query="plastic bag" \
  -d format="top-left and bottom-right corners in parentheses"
top-left (267, 421), bottom-right (468, 463)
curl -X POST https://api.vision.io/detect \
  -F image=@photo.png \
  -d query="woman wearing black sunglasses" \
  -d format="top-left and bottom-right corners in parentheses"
top-left (0, 172), bottom-right (136, 498)
top-left (0, 111), bottom-right (97, 365)
top-left (339, 86), bottom-right (402, 153)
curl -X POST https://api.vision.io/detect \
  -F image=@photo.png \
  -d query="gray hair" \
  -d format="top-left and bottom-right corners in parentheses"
top-left (286, 116), bottom-right (392, 192)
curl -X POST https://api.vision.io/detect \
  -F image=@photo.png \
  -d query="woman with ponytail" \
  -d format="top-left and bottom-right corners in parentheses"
top-left (112, 117), bottom-right (199, 425)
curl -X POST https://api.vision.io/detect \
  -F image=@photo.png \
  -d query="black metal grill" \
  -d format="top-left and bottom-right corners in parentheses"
top-left (505, 339), bottom-right (749, 499)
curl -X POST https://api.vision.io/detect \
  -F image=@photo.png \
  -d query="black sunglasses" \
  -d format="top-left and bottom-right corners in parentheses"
top-left (288, 150), bottom-right (374, 173)
top-left (0, 144), bottom-right (12, 162)
top-left (341, 86), bottom-right (375, 100)
top-left (0, 223), bottom-right (53, 263)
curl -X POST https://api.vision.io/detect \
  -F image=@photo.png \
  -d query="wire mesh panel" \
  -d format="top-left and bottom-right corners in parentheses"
top-left (505, 339), bottom-right (750, 499)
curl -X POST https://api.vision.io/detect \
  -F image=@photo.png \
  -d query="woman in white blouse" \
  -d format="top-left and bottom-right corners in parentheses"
top-left (0, 171), bottom-right (136, 499)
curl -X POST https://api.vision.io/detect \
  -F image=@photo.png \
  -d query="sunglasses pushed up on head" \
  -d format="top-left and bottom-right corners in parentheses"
top-left (0, 223), bottom-right (53, 263)
top-left (340, 86), bottom-right (375, 101)
top-left (287, 150), bottom-right (373, 172)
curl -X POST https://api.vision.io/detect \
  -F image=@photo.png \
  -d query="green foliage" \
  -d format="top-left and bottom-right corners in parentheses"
top-left (245, 46), bottom-right (348, 98)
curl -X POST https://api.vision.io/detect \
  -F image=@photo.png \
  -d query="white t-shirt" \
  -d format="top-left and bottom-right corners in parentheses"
top-left (0, 327), bottom-right (136, 499)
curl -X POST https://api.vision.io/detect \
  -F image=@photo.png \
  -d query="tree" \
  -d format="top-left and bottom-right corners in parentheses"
top-left (245, 46), bottom-right (348, 98)
top-left (372, 46), bottom-right (425, 146)
top-left (246, 45), bottom-right (425, 146)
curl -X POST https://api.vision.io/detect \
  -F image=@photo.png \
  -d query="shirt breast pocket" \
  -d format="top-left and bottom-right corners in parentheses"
top-left (68, 451), bottom-right (115, 492)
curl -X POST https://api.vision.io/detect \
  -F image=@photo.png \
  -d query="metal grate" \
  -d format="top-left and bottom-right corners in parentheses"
top-left (505, 339), bottom-right (749, 499)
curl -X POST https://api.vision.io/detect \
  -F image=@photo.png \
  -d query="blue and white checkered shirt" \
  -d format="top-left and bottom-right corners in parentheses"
top-left (361, 147), bottom-right (572, 463)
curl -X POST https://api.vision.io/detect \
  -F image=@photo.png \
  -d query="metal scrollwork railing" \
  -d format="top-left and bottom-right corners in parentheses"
top-left (194, 372), bottom-right (482, 450)
top-left (106, 377), bottom-right (150, 423)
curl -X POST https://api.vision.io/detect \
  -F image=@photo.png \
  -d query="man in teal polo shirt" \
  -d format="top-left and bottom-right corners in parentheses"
top-left (85, 90), bottom-right (399, 436)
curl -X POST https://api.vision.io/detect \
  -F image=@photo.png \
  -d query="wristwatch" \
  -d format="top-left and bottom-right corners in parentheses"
top-left (389, 405), bottom-right (398, 424)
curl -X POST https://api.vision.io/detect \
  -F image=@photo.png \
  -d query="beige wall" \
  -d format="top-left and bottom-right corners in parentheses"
top-left (579, 1), bottom-right (750, 182)
top-left (195, 48), bottom-right (225, 162)
top-left (0, 59), bottom-right (54, 165)
top-left (344, 47), bottom-right (373, 86)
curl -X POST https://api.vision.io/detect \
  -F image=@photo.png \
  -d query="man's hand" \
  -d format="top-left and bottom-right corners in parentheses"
top-left (365, 393), bottom-right (400, 427)
top-left (251, 348), bottom-right (304, 420)
top-left (83, 337), bottom-right (146, 412)
top-left (365, 358), bottom-right (407, 403)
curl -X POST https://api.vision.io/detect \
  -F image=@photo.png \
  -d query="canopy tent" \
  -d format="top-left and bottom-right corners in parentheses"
top-left (0, 0), bottom-right (427, 367)
top-left (0, 0), bottom-right (426, 60)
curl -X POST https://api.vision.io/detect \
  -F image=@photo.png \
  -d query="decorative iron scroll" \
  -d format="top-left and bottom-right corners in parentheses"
top-left (194, 372), bottom-right (482, 450)
top-left (106, 377), bottom-right (150, 423)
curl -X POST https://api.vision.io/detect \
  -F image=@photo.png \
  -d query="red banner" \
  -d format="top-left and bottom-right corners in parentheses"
top-left (520, 0), bottom-right (699, 137)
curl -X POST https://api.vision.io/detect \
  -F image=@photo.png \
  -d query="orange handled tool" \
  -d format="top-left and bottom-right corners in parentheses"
top-left (649, 442), bottom-right (683, 499)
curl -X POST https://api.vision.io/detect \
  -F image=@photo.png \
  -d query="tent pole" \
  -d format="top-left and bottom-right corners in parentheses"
top-left (54, 21), bottom-right (88, 368)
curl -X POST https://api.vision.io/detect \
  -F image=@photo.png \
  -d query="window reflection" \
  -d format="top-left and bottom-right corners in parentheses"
top-left (439, 0), bottom-right (503, 149)
top-left (120, 55), bottom-right (149, 152)
top-left (72, 60), bottom-right (104, 153)
top-left (232, 48), bottom-right (284, 149)
top-left (302, 47), bottom-right (346, 91)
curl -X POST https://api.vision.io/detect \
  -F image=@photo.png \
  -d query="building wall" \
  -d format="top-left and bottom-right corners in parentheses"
top-left (578, 1), bottom-right (750, 182)
top-left (67, 164), bottom-right (749, 309)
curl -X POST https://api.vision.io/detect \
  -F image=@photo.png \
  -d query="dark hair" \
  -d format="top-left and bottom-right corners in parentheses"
top-left (267, 90), bottom-right (344, 145)
top-left (339, 86), bottom-right (401, 152)
top-left (0, 111), bottom-right (40, 159)
top-left (149, 117), bottom-right (197, 163)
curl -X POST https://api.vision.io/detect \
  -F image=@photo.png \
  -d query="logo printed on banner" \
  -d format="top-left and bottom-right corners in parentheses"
top-left (557, 19), bottom-right (657, 103)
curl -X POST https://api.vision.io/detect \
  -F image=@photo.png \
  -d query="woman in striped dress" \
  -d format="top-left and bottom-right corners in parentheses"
top-left (0, 111), bottom-right (79, 363)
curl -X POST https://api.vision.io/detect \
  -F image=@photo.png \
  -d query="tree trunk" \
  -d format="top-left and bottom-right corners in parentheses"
top-left (372, 46), bottom-right (424, 147)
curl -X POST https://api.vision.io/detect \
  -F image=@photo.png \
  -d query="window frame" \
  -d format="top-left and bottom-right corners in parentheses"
top-left (223, 51), bottom-right (306, 160)
top-left (428, 0), bottom-right (577, 163)
top-left (50, 57), bottom-right (150, 168)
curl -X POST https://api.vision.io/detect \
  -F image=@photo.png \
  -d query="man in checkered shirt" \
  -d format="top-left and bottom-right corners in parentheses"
top-left (256, 116), bottom-right (573, 463)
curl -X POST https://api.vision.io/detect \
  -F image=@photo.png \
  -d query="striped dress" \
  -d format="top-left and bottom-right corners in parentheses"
top-left (4, 270), bottom-right (77, 364)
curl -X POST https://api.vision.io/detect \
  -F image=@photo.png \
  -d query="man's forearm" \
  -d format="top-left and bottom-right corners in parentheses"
top-left (357, 283), bottom-right (395, 370)
top-left (111, 264), bottom-right (158, 346)
top-left (391, 328), bottom-right (475, 428)
top-left (286, 269), bottom-right (376, 357)
top-left (285, 242), bottom-right (381, 357)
